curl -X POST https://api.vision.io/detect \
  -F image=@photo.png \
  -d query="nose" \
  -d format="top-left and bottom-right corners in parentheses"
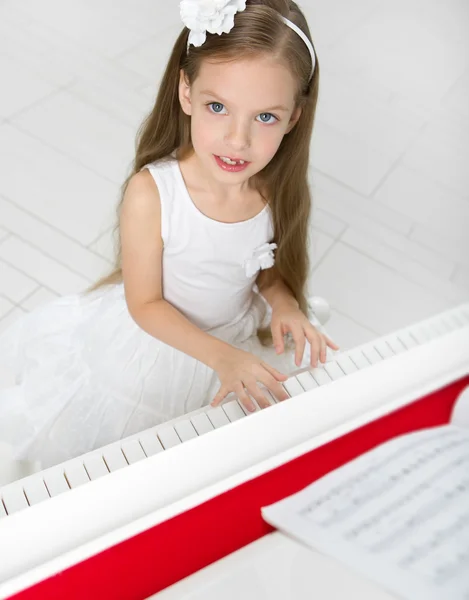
top-left (224, 119), bottom-right (251, 152)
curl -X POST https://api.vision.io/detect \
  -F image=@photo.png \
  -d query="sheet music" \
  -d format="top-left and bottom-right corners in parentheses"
top-left (262, 425), bottom-right (469, 600)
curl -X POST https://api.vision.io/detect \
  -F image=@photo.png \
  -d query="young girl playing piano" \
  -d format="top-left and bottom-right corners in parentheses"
top-left (0, 0), bottom-right (339, 469)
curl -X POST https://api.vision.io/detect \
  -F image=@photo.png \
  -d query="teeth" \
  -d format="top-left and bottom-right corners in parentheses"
top-left (219, 156), bottom-right (245, 165)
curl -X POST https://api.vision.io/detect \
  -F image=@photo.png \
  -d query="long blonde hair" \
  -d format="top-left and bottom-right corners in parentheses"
top-left (87, 0), bottom-right (319, 342)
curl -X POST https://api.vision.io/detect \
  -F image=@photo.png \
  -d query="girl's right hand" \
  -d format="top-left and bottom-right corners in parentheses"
top-left (211, 347), bottom-right (289, 413)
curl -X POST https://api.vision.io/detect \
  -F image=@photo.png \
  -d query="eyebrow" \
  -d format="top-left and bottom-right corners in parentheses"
top-left (199, 90), bottom-right (290, 112)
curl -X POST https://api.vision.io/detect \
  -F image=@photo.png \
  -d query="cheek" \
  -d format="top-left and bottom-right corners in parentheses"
top-left (259, 128), bottom-right (286, 159)
top-left (190, 110), bottom-right (218, 149)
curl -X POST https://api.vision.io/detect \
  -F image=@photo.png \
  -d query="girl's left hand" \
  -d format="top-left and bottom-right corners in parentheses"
top-left (271, 302), bottom-right (340, 368)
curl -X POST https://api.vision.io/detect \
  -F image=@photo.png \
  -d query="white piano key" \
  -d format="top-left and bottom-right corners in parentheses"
top-left (397, 330), bottom-right (418, 349)
top-left (429, 318), bottom-right (449, 335)
top-left (348, 349), bottom-right (370, 370)
top-left (64, 462), bottom-right (90, 488)
top-left (121, 439), bottom-right (146, 464)
top-left (43, 470), bottom-right (70, 497)
top-left (311, 367), bottom-right (332, 386)
top-left (23, 477), bottom-right (50, 506)
top-left (207, 407), bottom-right (230, 429)
top-left (438, 315), bottom-right (457, 333)
top-left (84, 454), bottom-right (109, 480)
top-left (409, 324), bottom-right (432, 344)
top-left (283, 376), bottom-right (305, 397)
top-left (191, 413), bottom-right (215, 435)
top-left (0, 499), bottom-right (7, 519)
top-left (102, 447), bottom-right (128, 472)
top-left (335, 354), bottom-right (358, 376)
top-left (385, 334), bottom-right (408, 354)
top-left (373, 340), bottom-right (394, 359)
top-left (157, 426), bottom-right (182, 449)
top-left (296, 371), bottom-right (318, 391)
top-left (447, 312), bottom-right (466, 328)
top-left (323, 360), bottom-right (346, 381)
top-left (261, 388), bottom-right (278, 405)
top-left (222, 400), bottom-right (246, 422)
top-left (139, 431), bottom-right (165, 456)
top-left (1, 484), bottom-right (29, 514)
top-left (174, 420), bottom-right (198, 442)
top-left (455, 307), bottom-right (469, 325)
top-left (361, 345), bottom-right (383, 365)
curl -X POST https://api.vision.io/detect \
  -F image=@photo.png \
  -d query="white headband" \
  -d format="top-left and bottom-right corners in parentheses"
top-left (181, 0), bottom-right (316, 81)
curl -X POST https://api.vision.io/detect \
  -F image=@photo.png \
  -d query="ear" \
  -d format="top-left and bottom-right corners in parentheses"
top-left (286, 105), bottom-right (302, 133)
top-left (179, 69), bottom-right (192, 116)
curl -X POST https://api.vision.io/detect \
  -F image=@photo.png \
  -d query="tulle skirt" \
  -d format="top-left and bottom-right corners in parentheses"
top-left (0, 283), bottom-right (297, 469)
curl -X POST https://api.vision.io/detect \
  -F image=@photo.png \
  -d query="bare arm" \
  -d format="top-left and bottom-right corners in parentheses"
top-left (256, 266), bottom-right (299, 311)
top-left (120, 169), bottom-right (234, 370)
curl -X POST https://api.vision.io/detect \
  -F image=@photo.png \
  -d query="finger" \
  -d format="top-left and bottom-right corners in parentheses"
top-left (307, 332), bottom-right (321, 368)
top-left (262, 361), bottom-right (288, 381)
top-left (271, 323), bottom-right (285, 354)
top-left (325, 336), bottom-right (340, 350)
top-left (211, 386), bottom-right (228, 407)
top-left (290, 325), bottom-right (306, 367)
top-left (319, 335), bottom-right (327, 364)
top-left (246, 382), bottom-right (271, 409)
top-left (261, 373), bottom-right (289, 402)
top-left (235, 383), bottom-right (256, 413)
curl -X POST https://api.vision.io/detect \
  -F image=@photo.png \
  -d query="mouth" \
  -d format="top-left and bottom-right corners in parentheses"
top-left (214, 155), bottom-right (250, 172)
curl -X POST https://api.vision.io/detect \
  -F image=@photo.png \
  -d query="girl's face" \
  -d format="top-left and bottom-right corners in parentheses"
top-left (179, 54), bottom-right (301, 186)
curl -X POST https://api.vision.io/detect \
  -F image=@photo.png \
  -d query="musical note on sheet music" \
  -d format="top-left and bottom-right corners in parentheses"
top-left (262, 426), bottom-right (469, 600)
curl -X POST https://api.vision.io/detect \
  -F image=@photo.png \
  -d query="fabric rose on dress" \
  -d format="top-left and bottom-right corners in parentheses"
top-left (180, 0), bottom-right (247, 48)
top-left (244, 242), bottom-right (278, 278)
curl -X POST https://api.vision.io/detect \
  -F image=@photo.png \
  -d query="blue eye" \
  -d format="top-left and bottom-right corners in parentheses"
top-left (208, 102), bottom-right (226, 114)
top-left (257, 113), bottom-right (277, 124)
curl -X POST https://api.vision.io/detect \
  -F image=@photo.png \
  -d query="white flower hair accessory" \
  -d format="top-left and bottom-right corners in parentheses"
top-left (180, 0), bottom-right (247, 48)
top-left (244, 242), bottom-right (277, 278)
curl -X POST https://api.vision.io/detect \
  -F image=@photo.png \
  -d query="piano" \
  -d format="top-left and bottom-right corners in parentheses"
top-left (0, 302), bottom-right (468, 600)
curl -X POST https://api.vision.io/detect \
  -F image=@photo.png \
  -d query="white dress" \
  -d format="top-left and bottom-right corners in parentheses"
top-left (0, 157), bottom-right (299, 469)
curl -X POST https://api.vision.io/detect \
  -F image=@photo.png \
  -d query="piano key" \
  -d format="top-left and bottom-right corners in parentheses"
top-left (283, 376), bottom-right (305, 397)
top-left (361, 345), bottom-right (383, 365)
top-left (323, 360), bottom-right (346, 381)
top-left (222, 400), bottom-right (246, 422)
top-left (207, 407), bottom-right (230, 429)
top-left (373, 340), bottom-right (394, 359)
top-left (43, 470), bottom-right (70, 497)
top-left (311, 367), bottom-right (332, 386)
top-left (347, 350), bottom-right (369, 370)
top-left (335, 354), bottom-right (358, 376)
top-left (397, 330), bottom-right (418, 349)
top-left (0, 499), bottom-right (7, 519)
top-left (385, 334), bottom-right (408, 354)
top-left (296, 371), bottom-right (318, 391)
top-left (121, 440), bottom-right (146, 464)
top-left (1, 484), bottom-right (29, 514)
top-left (406, 324), bottom-right (428, 344)
top-left (429, 318), bottom-right (449, 336)
top-left (438, 315), bottom-right (457, 333)
top-left (448, 312), bottom-right (466, 328)
top-left (261, 388), bottom-right (277, 405)
top-left (174, 420), bottom-right (198, 442)
top-left (139, 431), bottom-right (165, 456)
top-left (64, 462), bottom-right (90, 488)
top-left (84, 454), bottom-right (109, 480)
top-left (23, 477), bottom-right (50, 506)
top-left (191, 413), bottom-right (215, 436)
top-left (157, 426), bottom-right (182, 449)
top-left (102, 447), bottom-right (128, 472)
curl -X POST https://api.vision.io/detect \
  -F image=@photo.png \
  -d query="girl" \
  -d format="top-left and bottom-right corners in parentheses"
top-left (0, 0), bottom-right (339, 470)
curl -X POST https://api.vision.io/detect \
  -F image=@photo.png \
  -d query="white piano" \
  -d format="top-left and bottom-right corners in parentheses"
top-left (0, 303), bottom-right (468, 600)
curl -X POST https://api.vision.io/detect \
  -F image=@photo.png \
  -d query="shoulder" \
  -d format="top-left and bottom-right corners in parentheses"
top-left (121, 169), bottom-right (161, 220)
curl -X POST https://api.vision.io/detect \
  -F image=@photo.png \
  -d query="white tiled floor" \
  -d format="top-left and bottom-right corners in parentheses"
top-left (0, 0), bottom-right (468, 354)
